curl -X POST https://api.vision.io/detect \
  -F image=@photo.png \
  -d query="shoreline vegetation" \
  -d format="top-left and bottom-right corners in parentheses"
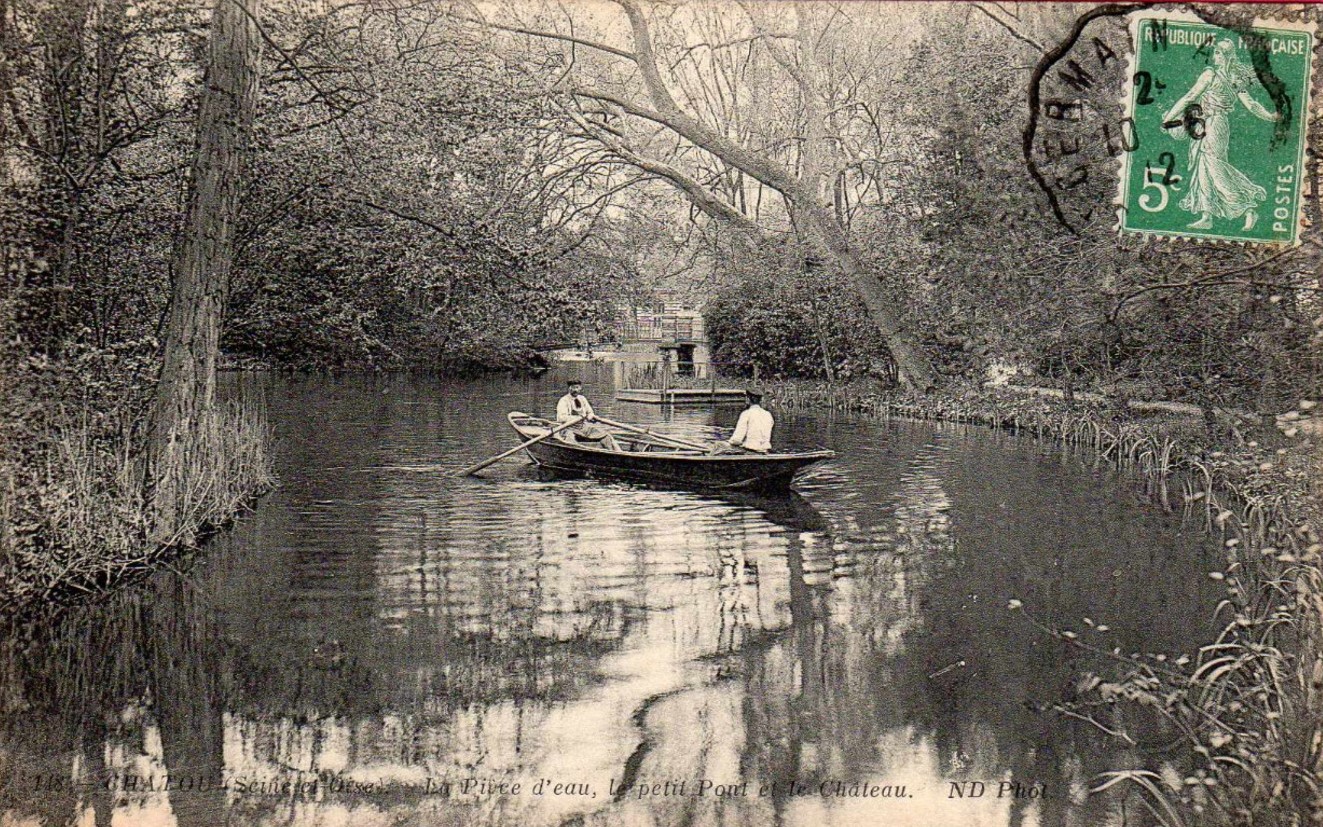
top-left (772, 378), bottom-right (1322, 825)
top-left (0, 395), bottom-right (274, 619)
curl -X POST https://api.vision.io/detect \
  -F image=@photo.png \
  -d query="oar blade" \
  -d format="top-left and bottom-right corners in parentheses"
top-left (454, 416), bottom-right (583, 477)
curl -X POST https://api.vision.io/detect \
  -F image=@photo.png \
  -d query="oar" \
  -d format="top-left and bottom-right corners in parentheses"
top-left (454, 416), bottom-right (584, 477)
top-left (592, 415), bottom-right (712, 452)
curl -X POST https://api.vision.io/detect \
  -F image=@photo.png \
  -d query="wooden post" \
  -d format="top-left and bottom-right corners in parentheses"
top-left (661, 351), bottom-right (671, 404)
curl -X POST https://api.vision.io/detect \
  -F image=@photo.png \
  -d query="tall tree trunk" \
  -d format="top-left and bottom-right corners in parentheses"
top-left (789, 2), bottom-right (932, 389)
top-left (794, 4), bottom-right (827, 209)
top-left (149, 0), bottom-right (261, 542)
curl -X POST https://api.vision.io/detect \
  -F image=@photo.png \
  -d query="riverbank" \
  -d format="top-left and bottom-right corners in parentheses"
top-left (771, 378), bottom-right (1322, 825)
top-left (0, 395), bottom-right (274, 620)
top-left (1, 351), bottom-right (549, 619)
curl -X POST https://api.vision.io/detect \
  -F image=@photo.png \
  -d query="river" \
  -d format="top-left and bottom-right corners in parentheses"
top-left (0, 369), bottom-right (1223, 827)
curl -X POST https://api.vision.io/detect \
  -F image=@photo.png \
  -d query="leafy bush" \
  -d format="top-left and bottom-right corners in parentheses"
top-left (705, 245), bottom-right (896, 383)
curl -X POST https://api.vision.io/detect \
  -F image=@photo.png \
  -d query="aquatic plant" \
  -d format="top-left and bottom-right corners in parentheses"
top-left (775, 380), bottom-right (1321, 825)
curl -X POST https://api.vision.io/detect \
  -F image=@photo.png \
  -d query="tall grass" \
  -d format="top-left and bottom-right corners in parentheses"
top-left (774, 380), bottom-right (1321, 825)
top-left (149, 400), bottom-right (275, 549)
top-left (0, 399), bottom-right (274, 615)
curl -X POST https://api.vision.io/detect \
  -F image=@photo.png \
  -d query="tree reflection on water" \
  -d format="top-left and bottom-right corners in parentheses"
top-left (0, 378), bottom-right (1220, 827)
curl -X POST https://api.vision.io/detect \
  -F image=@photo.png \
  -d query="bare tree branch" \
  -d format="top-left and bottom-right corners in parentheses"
top-left (971, 3), bottom-right (1044, 52)
top-left (560, 102), bottom-right (764, 235)
top-left (449, 13), bottom-right (636, 62)
top-left (1110, 247), bottom-right (1305, 318)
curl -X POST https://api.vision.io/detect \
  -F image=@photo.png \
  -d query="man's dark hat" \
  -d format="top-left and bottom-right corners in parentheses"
top-left (745, 387), bottom-right (765, 400)
top-left (567, 379), bottom-right (583, 386)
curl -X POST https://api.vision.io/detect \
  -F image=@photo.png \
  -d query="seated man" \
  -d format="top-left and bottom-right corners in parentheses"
top-left (721, 388), bottom-right (773, 453)
top-left (556, 380), bottom-right (621, 451)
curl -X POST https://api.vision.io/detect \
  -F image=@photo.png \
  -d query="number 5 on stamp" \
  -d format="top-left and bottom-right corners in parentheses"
top-left (1118, 12), bottom-right (1315, 244)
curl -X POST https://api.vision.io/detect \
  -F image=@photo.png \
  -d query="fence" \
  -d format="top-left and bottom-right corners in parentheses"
top-left (613, 317), bottom-right (698, 342)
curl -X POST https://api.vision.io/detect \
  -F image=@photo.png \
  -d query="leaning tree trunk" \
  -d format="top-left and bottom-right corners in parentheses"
top-left (606, 0), bottom-right (939, 391)
top-left (790, 3), bottom-right (934, 390)
top-left (794, 206), bottom-right (936, 389)
top-left (149, 0), bottom-right (261, 543)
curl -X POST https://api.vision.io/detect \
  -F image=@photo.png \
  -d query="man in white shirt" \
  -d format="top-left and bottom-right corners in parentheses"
top-left (725, 388), bottom-right (773, 453)
top-left (556, 380), bottom-right (620, 451)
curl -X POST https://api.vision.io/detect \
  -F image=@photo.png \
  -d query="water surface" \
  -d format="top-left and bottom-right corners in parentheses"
top-left (0, 369), bottom-right (1221, 826)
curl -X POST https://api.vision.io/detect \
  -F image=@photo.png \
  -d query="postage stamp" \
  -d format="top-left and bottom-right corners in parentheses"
top-left (1119, 12), bottom-right (1315, 244)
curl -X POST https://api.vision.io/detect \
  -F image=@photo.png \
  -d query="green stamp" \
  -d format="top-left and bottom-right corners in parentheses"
top-left (1119, 13), bottom-right (1315, 244)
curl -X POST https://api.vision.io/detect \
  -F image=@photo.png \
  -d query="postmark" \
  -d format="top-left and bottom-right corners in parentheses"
top-left (1118, 12), bottom-right (1315, 244)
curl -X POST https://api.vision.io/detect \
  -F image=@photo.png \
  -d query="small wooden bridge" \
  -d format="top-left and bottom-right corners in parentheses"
top-left (614, 360), bottom-right (748, 406)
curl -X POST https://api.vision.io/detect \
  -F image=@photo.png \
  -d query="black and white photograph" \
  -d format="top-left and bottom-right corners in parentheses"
top-left (1, 1), bottom-right (1320, 825)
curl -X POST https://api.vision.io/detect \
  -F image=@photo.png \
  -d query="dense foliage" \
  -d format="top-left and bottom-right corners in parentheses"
top-left (222, 6), bottom-right (630, 370)
top-left (0, 1), bottom-right (630, 374)
top-left (705, 244), bottom-right (895, 382)
top-left (1, 0), bottom-right (202, 354)
top-left (889, 6), bottom-right (1319, 411)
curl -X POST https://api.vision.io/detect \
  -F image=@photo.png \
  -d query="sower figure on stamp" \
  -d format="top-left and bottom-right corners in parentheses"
top-left (1164, 39), bottom-right (1281, 232)
top-left (556, 380), bottom-right (621, 451)
top-left (712, 388), bottom-right (774, 454)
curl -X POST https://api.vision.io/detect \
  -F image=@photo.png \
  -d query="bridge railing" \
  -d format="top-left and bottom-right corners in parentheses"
top-left (613, 317), bottom-right (700, 342)
top-left (616, 360), bottom-right (739, 391)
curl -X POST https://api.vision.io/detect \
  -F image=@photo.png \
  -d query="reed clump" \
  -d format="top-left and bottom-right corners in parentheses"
top-left (772, 379), bottom-right (1322, 826)
top-left (0, 341), bottom-right (274, 617)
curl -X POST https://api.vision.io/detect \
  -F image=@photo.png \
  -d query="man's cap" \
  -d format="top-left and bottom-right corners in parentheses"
top-left (567, 379), bottom-right (583, 387)
top-left (745, 387), bottom-right (765, 401)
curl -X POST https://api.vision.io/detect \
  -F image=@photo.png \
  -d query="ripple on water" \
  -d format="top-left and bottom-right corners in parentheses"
top-left (0, 374), bottom-right (1227, 827)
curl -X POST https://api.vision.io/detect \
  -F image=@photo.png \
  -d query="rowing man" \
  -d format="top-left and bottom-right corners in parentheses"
top-left (721, 388), bottom-right (773, 454)
top-left (556, 380), bottom-right (621, 451)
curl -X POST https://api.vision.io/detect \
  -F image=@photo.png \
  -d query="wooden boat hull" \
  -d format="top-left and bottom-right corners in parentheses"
top-left (508, 413), bottom-right (832, 492)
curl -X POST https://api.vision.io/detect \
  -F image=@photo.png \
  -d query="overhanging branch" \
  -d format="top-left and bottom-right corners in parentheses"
top-left (449, 13), bottom-right (637, 63)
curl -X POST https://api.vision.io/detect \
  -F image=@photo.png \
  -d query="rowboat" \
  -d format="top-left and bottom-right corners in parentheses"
top-left (507, 412), bottom-right (834, 492)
